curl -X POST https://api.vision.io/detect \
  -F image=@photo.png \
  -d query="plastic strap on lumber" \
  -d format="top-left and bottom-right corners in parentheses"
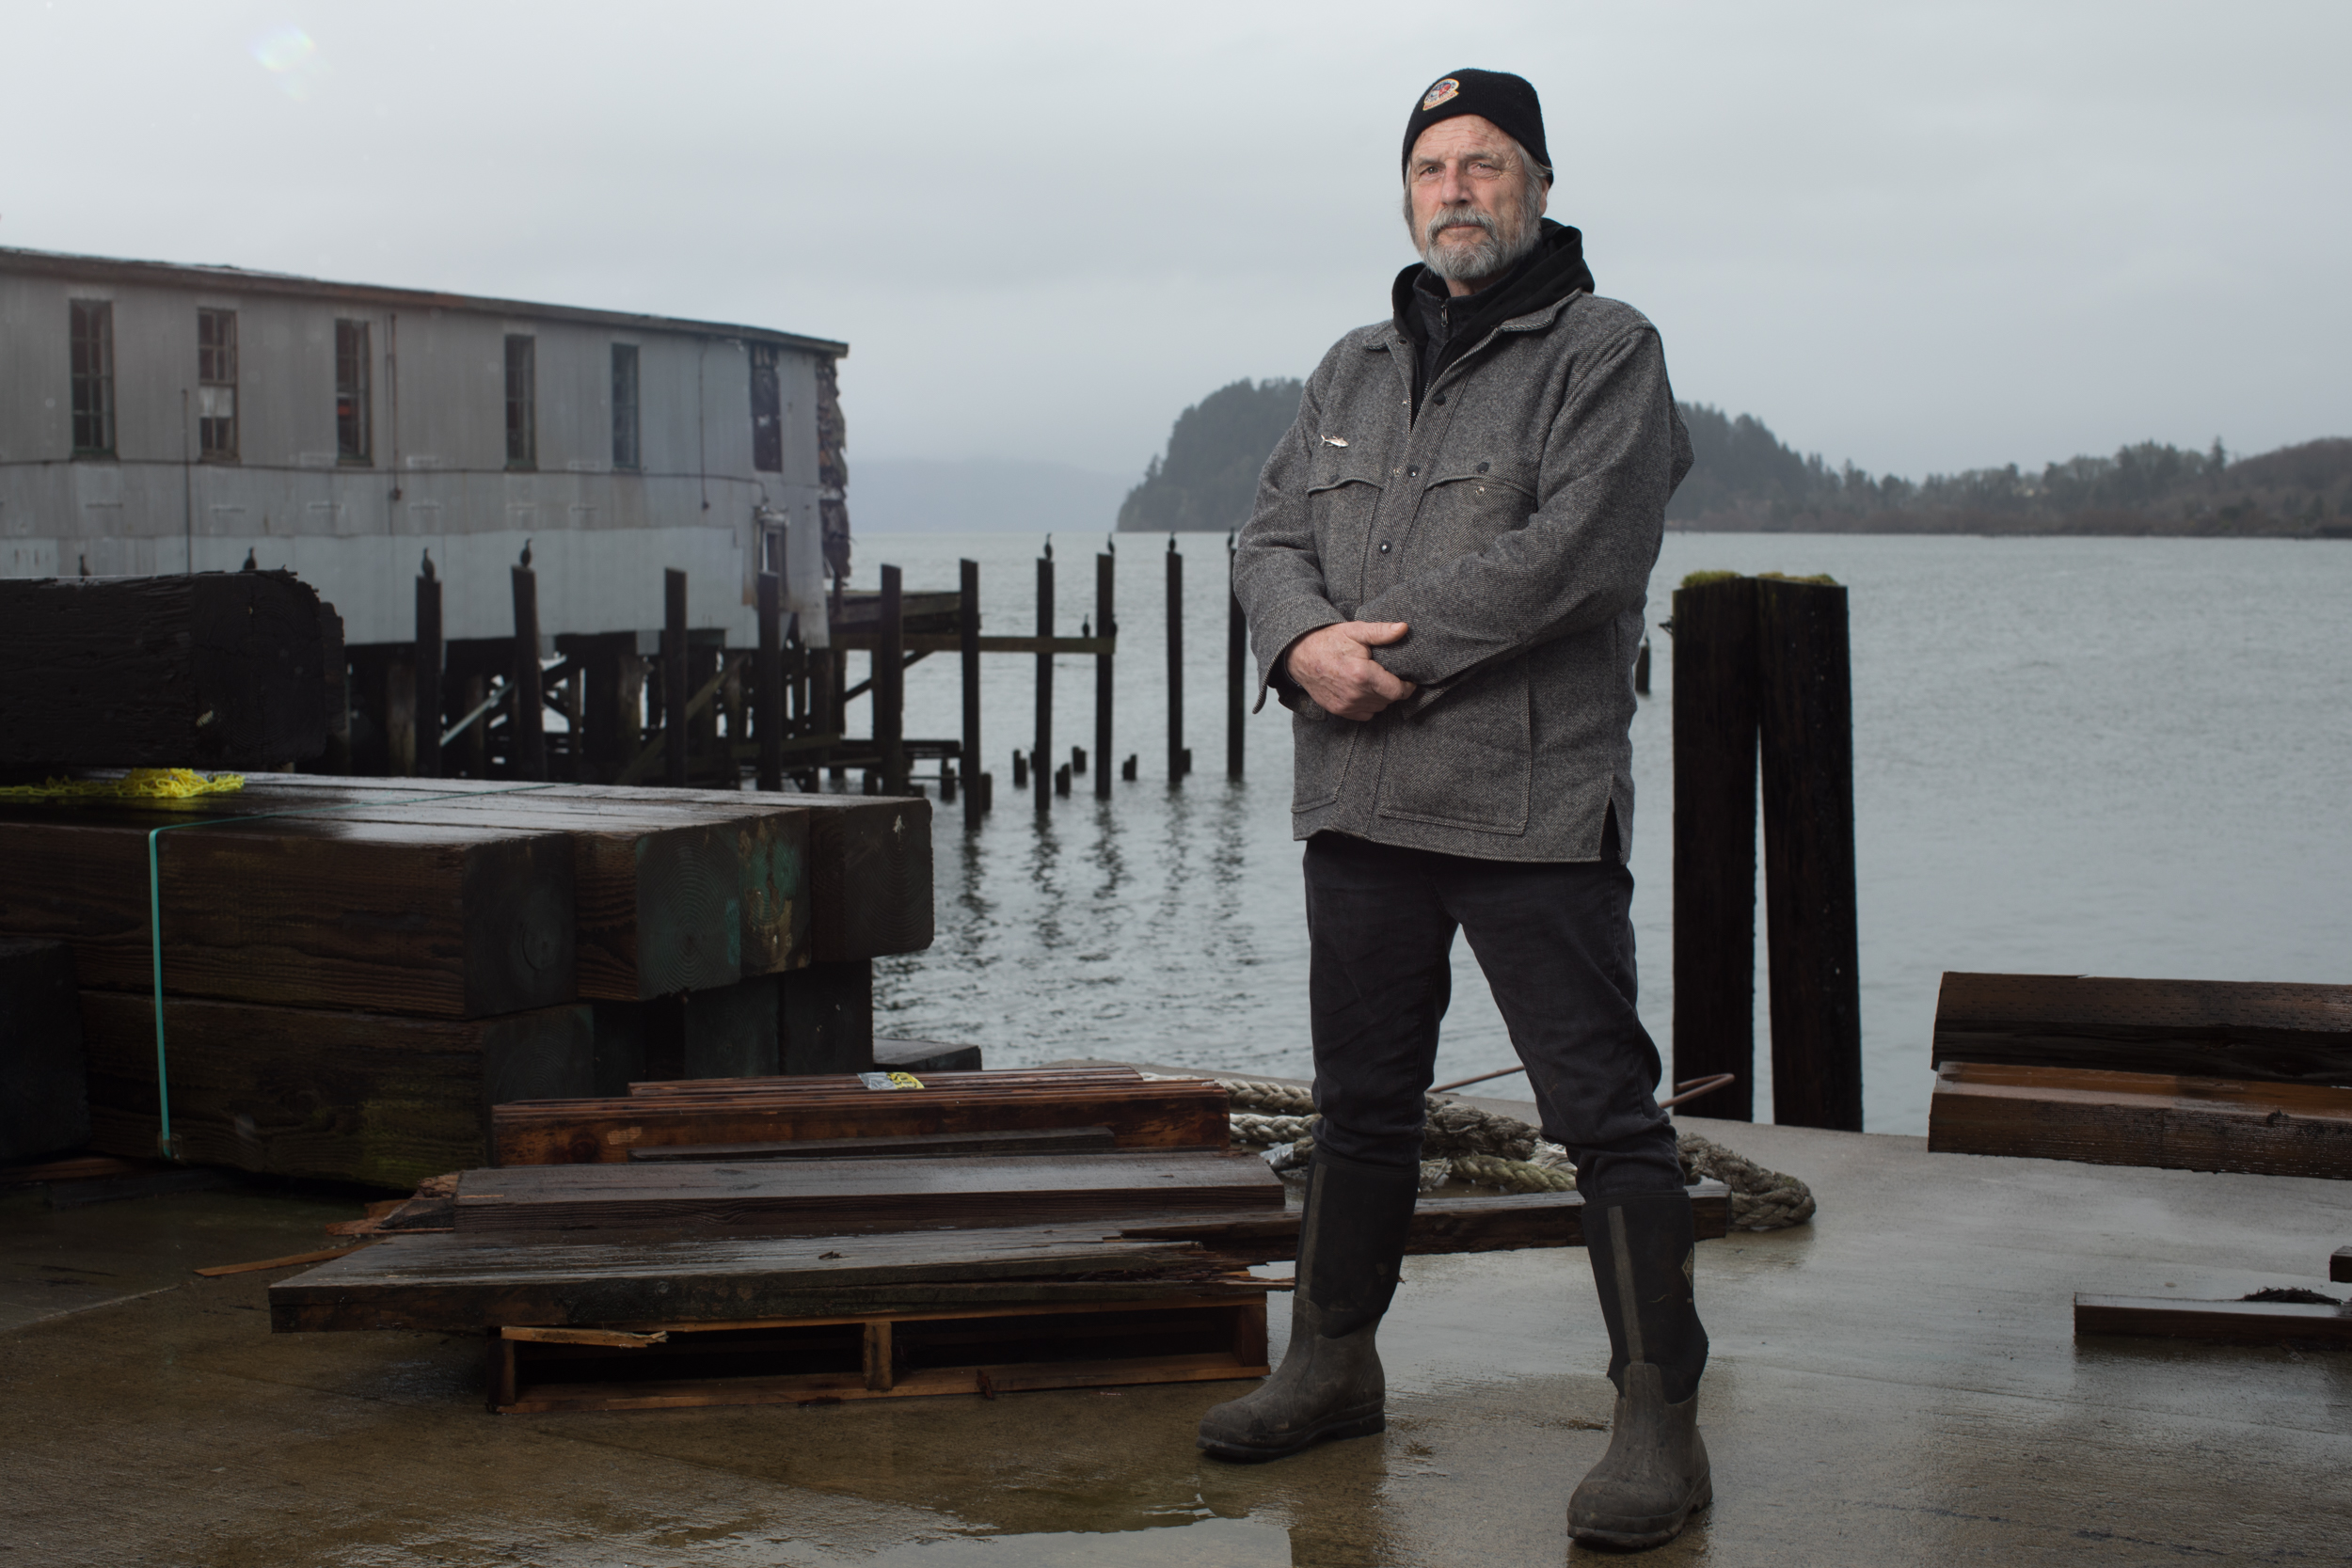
top-left (144, 780), bottom-right (568, 1161)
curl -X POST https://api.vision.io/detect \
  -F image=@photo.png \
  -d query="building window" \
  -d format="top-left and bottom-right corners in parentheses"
top-left (198, 308), bottom-right (239, 461)
top-left (69, 300), bottom-right (115, 457)
top-left (611, 343), bottom-right (641, 470)
top-left (335, 319), bottom-right (372, 463)
top-left (750, 343), bottom-right (782, 473)
top-left (503, 334), bottom-right (535, 469)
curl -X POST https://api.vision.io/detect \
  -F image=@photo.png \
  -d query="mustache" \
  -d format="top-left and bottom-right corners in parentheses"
top-left (1422, 204), bottom-right (1500, 248)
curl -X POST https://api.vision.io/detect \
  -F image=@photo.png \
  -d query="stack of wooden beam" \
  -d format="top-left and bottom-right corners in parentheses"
top-left (0, 776), bottom-right (933, 1187)
top-left (1926, 973), bottom-right (2352, 1180)
top-left (270, 1070), bottom-right (1735, 1413)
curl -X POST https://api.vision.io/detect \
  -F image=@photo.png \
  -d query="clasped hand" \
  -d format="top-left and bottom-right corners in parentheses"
top-left (1286, 621), bottom-right (1416, 721)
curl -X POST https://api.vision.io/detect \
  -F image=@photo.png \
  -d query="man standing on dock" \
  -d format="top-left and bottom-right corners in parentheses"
top-left (1212, 70), bottom-right (1708, 1549)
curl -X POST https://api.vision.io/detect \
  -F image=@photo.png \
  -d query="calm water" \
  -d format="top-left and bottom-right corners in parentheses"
top-left (850, 531), bottom-right (2352, 1134)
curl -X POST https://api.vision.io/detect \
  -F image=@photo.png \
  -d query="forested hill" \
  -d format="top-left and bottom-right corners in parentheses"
top-left (1112, 376), bottom-right (2351, 537)
top-left (1669, 404), bottom-right (2352, 538)
top-left (1116, 379), bottom-right (1303, 533)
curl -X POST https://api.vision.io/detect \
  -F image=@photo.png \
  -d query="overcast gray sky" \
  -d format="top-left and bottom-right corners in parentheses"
top-left (7, 0), bottom-right (2347, 485)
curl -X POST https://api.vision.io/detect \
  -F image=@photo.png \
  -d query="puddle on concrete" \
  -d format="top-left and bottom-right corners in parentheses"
top-left (858, 1515), bottom-right (1290, 1566)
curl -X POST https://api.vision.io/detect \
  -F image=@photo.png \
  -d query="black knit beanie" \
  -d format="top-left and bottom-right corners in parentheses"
top-left (1401, 70), bottom-right (1550, 182)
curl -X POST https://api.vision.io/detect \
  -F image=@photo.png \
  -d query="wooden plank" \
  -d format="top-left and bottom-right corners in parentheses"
top-left (2074, 1293), bottom-right (2352, 1347)
top-left (1115, 1182), bottom-right (1735, 1262)
top-left (1932, 972), bottom-right (2352, 1085)
top-left (628, 1126), bottom-right (1119, 1162)
top-left (490, 1293), bottom-right (1263, 1413)
top-left (0, 811), bottom-right (575, 1018)
top-left (453, 1149), bottom-right (1284, 1236)
top-left (265, 1224), bottom-right (1225, 1333)
top-left (232, 779), bottom-right (817, 986)
top-left (1670, 575), bottom-right (1758, 1122)
top-left (875, 1037), bottom-right (982, 1074)
top-left (246, 778), bottom-right (897, 967)
top-left (0, 572), bottom-right (329, 768)
top-left (500, 1325), bottom-right (667, 1347)
top-left (80, 991), bottom-right (596, 1186)
top-left (623, 1066), bottom-right (1145, 1098)
top-left (492, 1077), bottom-right (1226, 1164)
top-left (194, 1245), bottom-right (368, 1277)
top-left (0, 938), bottom-right (88, 1162)
top-left (1928, 1061), bottom-right (2352, 1180)
top-left (1756, 576), bottom-right (1863, 1131)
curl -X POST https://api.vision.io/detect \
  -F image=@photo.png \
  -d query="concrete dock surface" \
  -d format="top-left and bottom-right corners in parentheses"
top-left (3, 1109), bottom-right (2347, 1567)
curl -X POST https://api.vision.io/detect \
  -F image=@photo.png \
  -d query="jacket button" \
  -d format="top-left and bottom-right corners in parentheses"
top-left (1378, 542), bottom-right (1391, 554)
top-left (1476, 461), bottom-right (1490, 473)
top-left (1406, 465), bottom-right (1419, 478)
top-left (1433, 393), bottom-right (1447, 406)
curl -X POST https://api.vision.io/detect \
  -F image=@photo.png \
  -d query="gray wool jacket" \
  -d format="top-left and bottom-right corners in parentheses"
top-left (1232, 289), bottom-right (1691, 862)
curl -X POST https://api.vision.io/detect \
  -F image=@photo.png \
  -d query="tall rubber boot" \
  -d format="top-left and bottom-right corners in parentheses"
top-left (1568, 1188), bottom-right (1713, 1549)
top-left (1196, 1148), bottom-right (1419, 1463)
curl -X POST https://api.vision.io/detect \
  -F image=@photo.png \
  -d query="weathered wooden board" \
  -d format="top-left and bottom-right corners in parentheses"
top-left (565, 785), bottom-right (929, 962)
top-left (0, 811), bottom-right (575, 1018)
top-left (0, 938), bottom-right (88, 1161)
top-left (453, 1149), bottom-right (1283, 1235)
top-left (625, 1066), bottom-right (1147, 1098)
top-left (1118, 1182), bottom-right (1734, 1262)
top-left (267, 1225), bottom-right (1226, 1332)
top-left (0, 572), bottom-right (329, 768)
top-left (234, 778), bottom-right (815, 984)
top-left (2074, 1293), bottom-right (2352, 1347)
top-left (494, 1074), bottom-right (1228, 1165)
top-left (80, 991), bottom-right (596, 1187)
top-left (874, 1037), bottom-right (982, 1074)
top-left (628, 1126), bottom-right (1119, 1162)
top-left (1927, 1061), bottom-right (2352, 1180)
top-left (489, 1293), bottom-right (1267, 1413)
top-left (1933, 972), bottom-right (2352, 1085)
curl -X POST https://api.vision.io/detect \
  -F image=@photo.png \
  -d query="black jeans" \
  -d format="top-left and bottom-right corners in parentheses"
top-left (1302, 830), bottom-right (1685, 1199)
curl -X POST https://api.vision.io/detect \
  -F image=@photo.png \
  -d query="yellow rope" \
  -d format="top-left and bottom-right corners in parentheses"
top-left (0, 768), bottom-right (246, 802)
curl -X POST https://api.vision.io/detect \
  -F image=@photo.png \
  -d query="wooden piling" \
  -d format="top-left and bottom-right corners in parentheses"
top-left (413, 568), bottom-right (443, 779)
top-left (1635, 637), bottom-right (1651, 696)
top-left (663, 569), bottom-right (690, 788)
top-left (509, 563), bottom-right (547, 781)
top-left (1670, 576), bottom-right (1758, 1122)
top-left (755, 572), bottom-right (784, 792)
top-left (877, 564), bottom-right (907, 796)
top-left (961, 558), bottom-right (983, 826)
top-left (1166, 540), bottom-right (1184, 783)
top-left (1094, 552), bottom-right (1114, 802)
top-left (1012, 751), bottom-right (1028, 790)
top-left (1226, 534), bottom-right (1245, 781)
top-left (1756, 577), bottom-right (1863, 1132)
top-left (1035, 553), bottom-right (1054, 813)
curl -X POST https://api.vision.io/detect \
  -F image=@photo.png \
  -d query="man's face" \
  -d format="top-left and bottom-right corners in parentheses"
top-left (1405, 115), bottom-right (1548, 286)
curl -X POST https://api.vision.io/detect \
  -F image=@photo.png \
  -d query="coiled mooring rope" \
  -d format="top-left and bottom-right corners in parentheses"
top-left (1209, 1076), bottom-right (1815, 1230)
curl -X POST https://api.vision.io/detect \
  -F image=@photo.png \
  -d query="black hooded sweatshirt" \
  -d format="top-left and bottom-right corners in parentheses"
top-left (1392, 217), bottom-right (1594, 417)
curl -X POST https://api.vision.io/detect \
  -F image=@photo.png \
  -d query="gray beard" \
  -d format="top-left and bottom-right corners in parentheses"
top-left (1420, 207), bottom-right (1539, 283)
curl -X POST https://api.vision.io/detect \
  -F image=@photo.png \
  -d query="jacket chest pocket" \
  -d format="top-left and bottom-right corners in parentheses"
top-left (1409, 460), bottom-right (1537, 559)
top-left (1375, 656), bottom-right (1532, 835)
top-left (1307, 448), bottom-right (1388, 595)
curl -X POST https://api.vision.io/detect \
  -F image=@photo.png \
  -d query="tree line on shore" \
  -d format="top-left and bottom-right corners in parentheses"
top-left (1115, 377), bottom-right (2352, 538)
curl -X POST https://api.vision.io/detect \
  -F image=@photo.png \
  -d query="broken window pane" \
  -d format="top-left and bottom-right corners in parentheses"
top-left (750, 342), bottom-right (782, 473)
top-left (199, 308), bottom-right (238, 461)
